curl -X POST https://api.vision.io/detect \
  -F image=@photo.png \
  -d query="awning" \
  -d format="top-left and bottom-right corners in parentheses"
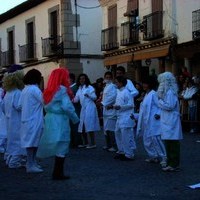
top-left (133, 44), bottom-right (170, 60)
top-left (104, 53), bottom-right (133, 66)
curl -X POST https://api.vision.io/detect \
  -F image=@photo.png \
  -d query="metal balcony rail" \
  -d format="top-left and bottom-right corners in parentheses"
top-left (19, 43), bottom-right (37, 62)
top-left (0, 50), bottom-right (15, 67)
top-left (192, 9), bottom-right (200, 40)
top-left (143, 11), bottom-right (164, 41)
top-left (101, 26), bottom-right (119, 51)
top-left (41, 36), bottom-right (63, 57)
top-left (121, 21), bottom-right (139, 46)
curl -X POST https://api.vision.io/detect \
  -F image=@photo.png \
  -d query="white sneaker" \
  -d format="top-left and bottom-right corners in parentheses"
top-left (86, 145), bottom-right (97, 149)
top-left (108, 147), bottom-right (117, 152)
top-left (26, 166), bottom-right (43, 173)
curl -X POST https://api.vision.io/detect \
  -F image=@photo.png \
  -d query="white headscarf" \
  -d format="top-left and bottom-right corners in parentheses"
top-left (157, 72), bottom-right (178, 99)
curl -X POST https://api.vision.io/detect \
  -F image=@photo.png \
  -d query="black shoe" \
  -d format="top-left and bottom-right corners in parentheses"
top-left (120, 156), bottom-right (135, 161)
top-left (114, 154), bottom-right (124, 159)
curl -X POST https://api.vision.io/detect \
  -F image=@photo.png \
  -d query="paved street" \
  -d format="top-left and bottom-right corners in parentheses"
top-left (0, 131), bottom-right (200, 200)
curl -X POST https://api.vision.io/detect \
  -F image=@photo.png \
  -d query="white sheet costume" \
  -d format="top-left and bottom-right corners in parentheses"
top-left (114, 87), bottom-right (136, 159)
top-left (101, 82), bottom-right (117, 132)
top-left (3, 89), bottom-right (25, 168)
top-left (137, 90), bottom-right (166, 161)
top-left (0, 88), bottom-right (7, 153)
top-left (74, 85), bottom-right (100, 133)
top-left (126, 79), bottom-right (139, 98)
top-left (19, 85), bottom-right (44, 148)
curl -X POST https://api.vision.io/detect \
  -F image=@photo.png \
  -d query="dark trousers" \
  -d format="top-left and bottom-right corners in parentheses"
top-left (164, 140), bottom-right (180, 168)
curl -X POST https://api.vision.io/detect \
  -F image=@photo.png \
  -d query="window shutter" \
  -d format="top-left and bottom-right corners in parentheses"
top-left (108, 4), bottom-right (117, 27)
top-left (125, 0), bottom-right (138, 16)
top-left (152, 0), bottom-right (163, 12)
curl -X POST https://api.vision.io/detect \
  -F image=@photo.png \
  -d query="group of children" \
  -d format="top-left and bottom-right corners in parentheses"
top-left (0, 64), bottom-right (183, 181)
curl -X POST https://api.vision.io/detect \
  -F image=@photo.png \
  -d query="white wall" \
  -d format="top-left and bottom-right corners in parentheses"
top-left (176, 0), bottom-right (200, 43)
top-left (0, 0), bottom-right (60, 63)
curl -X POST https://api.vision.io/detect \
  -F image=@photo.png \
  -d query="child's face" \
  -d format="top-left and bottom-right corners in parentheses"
top-left (79, 76), bottom-right (85, 85)
top-left (115, 79), bottom-right (123, 89)
top-left (142, 83), bottom-right (149, 91)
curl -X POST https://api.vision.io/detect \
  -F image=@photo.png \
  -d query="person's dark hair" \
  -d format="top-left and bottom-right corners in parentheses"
top-left (77, 73), bottom-right (91, 87)
top-left (23, 69), bottom-right (42, 85)
top-left (143, 76), bottom-right (158, 90)
top-left (104, 71), bottom-right (113, 78)
top-left (116, 66), bottom-right (126, 74)
top-left (69, 73), bottom-right (76, 82)
top-left (115, 76), bottom-right (127, 86)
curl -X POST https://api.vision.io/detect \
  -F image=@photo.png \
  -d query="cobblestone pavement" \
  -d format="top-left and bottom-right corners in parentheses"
top-left (0, 131), bottom-right (200, 200)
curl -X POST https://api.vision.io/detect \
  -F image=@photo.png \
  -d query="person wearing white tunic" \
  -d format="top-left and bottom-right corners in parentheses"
top-left (2, 69), bottom-right (25, 168)
top-left (101, 71), bottom-right (117, 151)
top-left (137, 77), bottom-right (166, 166)
top-left (0, 86), bottom-right (7, 153)
top-left (73, 74), bottom-right (100, 149)
top-left (116, 66), bottom-right (139, 98)
top-left (19, 69), bottom-right (44, 173)
top-left (157, 72), bottom-right (183, 172)
top-left (113, 76), bottom-right (136, 161)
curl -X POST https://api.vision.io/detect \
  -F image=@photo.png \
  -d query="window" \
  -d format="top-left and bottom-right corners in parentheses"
top-left (192, 9), bottom-right (200, 40)
top-left (7, 26), bottom-right (15, 64)
top-left (27, 21), bottom-right (34, 58)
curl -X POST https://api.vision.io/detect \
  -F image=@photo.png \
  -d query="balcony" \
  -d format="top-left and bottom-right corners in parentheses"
top-left (19, 43), bottom-right (37, 63)
top-left (1, 50), bottom-right (15, 67)
top-left (121, 21), bottom-right (139, 46)
top-left (101, 26), bottom-right (119, 51)
top-left (41, 36), bottom-right (63, 57)
top-left (143, 11), bottom-right (164, 41)
top-left (192, 9), bottom-right (200, 40)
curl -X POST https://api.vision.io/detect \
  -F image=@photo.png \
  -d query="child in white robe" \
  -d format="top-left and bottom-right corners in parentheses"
top-left (137, 77), bottom-right (166, 167)
top-left (113, 76), bottom-right (136, 161)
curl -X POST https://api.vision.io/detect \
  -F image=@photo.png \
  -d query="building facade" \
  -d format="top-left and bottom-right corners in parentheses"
top-left (0, 0), bottom-right (104, 86)
top-left (99, 0), bottom-right (200, 81)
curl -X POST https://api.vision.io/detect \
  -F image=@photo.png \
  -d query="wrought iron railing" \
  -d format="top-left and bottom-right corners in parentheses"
top-left (1, 50), bottom-right (15, 67)
top-left (19, 43), bottom-right (37, 62)
top-left (143, 11), bottom-right (164, 41)
top-left (101, 26), bottom-right (119, 51)
top-left (192, 9), bottom-right (200, 40)
top-left (41, 36), bottom-right (63, 57)
top-left (121, 21), bottom-right (139, 45)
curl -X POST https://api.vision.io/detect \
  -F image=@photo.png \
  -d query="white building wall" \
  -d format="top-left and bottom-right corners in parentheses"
top-left (0, 0), bottom-right (60, 63)
top-left (176, 0), bottom-right (200, 43)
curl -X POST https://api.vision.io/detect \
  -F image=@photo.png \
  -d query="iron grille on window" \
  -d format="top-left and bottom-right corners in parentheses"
top-left (42, 36), bottom-right (63, 57)
top-left (1, 50), bottom-right (15, 67)
top-left (19, 43), bottom-right (37, 62)
top-left (192, 9), bottom-right (200, 40)
top-left (121, 21), bottom-right (139, 46)
top-left (101, 26), bottom-right (119, 51)
top-left (143, 11), bottom-right (164, 41)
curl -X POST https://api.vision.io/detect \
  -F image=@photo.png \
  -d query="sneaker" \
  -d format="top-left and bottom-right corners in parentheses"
top-left (26, 166), bottom-right (44, 173)
top-left (162, 166), bottom-right (180, 172)
top-left (145, 158), bottom-right (159, 163)
top-left (160, 161), bottom-right (167, 168)
top-left (114, 153), bottom-right (124, 159)
top-left (190, 129), bottom-right (195, 133)
top-left (86, 145), bottom-right (97, 149)
top-left (120, 156), bottom-right (135, 161)
top-left (102, 146), bottom-right (109, 150)
top-left (108, 147), bottom-right (117, 152)
top-left (78, 144), bottom-right (87, 148)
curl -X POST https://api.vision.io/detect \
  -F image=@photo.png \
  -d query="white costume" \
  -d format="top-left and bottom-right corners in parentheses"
top-left (3, 89), bottom-right (25, 168)
top-left (74, 85), bottom-right (100, 132)
top-left (101, 82), bottom-right (117, 131)
top-left (158, 89), bottom-right (183, 140)
top-left (137, 90), bottom-right (166, 160)
top-left (0, 88), bottom-right (7, 153)
top-left (115, 87), bottom-right (136, 158)
top-left (19, 85), bottom-right (44, 148)
top-left (126, 79), bottom-right (139, 98)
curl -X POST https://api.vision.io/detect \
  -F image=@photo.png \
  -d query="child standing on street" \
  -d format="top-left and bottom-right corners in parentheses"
top-left (137, 77), bottom-right (166, 167)
top-left (113, 76), bottom-right (136, 161)
top-left (19, 69), bottom-right (44, 173)
top-left (157, 72), bottom-right (183, 172)
top-left (101, 71), bottom-right (117, 152)
top-left (37, 68), bottom-right (79, 180)
top-left (73, 74), bottom-right (100, 149)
